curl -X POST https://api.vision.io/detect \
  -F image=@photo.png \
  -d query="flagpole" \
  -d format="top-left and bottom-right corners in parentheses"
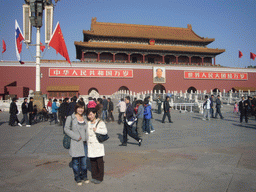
top-left (35, 27), bottom-right (41, 92)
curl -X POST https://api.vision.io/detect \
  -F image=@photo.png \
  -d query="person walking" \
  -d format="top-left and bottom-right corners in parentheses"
top-left (239, 96), bottom-right (249, 123)
top-left (136, 100), bottom-right (144, 138)
top-left (157, 95), bottom-right (162, 114)
top-left (162, 96), bottom-right (173, 123)
top-left (214, 95), bottom-right (224, 119)
top-left (28, 97), bottom-right (34, 126)
top-left (9, 97), bottom-right (22, 127)
top-left (50, 99), bottom-right (59, 125)
top-left (102, 96), bottom-right (108, 122)
top-left (64, 102), bottom-right (88, 186)
top-left (120, 96), bottom-right (142, 146)
top-left (202, 95), bottom-right (211, 121)
top-left (144, 100), bottom-right (152, 134)
top-left (116, 98), bottom-right (126, 124)
top-left (20, 98), bottom-right (30, 127)
top-left (86, 108), bottom-right (107, 184)
top-left (209, 95), bottom-right (214, 118)
top-left (59, 98), bottom-right (69, 130)
top-left (107, 98), bottom-right (114, 122)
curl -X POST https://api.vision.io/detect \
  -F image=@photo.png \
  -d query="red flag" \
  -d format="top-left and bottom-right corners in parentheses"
top-left (250, 52), bottom-right (256, 60)
top-left (238, 51), bottom-right (243, 58)
top-left (2, 40), bottom-right (6, 53)
top-left (48, 22), bottom-right (71, 64)
top-left (40, 42), bottom-right (45, 52)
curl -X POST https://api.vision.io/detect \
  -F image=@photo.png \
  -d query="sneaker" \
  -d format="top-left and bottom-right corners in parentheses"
top-left (26, 125), bottom-right (31, 127)
top-left (18, 123), bottom-right (22, 127)
top-left (138, 139), bottom-right (142, 146)
top-left (151, 130), bottom-right (155, 133)
top-left (84, 178), bottom-right (90, 184)
top-left (92, 179), bottom-right (102, 184)
top-left (77, 182), bottom-right (82, 186)
top-left (145, 132), bottom-right (148, 135)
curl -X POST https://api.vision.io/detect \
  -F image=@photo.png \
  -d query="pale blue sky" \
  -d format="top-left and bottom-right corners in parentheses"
top-left (0, 0), bottom-right (255, 68)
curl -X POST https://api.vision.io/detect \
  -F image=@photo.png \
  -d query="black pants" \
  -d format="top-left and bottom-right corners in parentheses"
top-left (118, 112), bottom-right (124, 124)
top-left (9, 114), bottom-right (20, 126)
top-left (240, 111), bottom-right (248, 123)
top-left (29, 113), bottom-right (33, 125)
top-left (90, 156), bottom-right (104, 181)
top-left (158, 104), bottom-right (161, 114)
top-left (107, 111), bottom-right (114, 121)
top-left (122, 121), bottom-right (140, 144)
top-left (215, 108), bottom-right (223, 119)
top-left (162, 111), bottom-right (171, 123)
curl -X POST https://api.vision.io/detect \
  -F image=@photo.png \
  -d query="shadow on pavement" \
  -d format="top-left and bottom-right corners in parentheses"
top-left (233, 123), bottom-right (256, 129)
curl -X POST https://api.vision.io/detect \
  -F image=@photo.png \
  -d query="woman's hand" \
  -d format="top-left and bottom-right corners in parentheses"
top-left (93, 127), bottom-right (97, 132)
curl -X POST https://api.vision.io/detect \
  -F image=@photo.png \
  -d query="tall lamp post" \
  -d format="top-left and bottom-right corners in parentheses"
top-left (23, 0), bottom-right (59, 109)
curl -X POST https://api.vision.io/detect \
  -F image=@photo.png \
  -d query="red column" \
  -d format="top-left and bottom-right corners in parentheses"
top-left (81, 52), bottom-right (85, 61)
top-left (113, 53), bottom-right (115, 62)
top-left (97, 53), bottom-right (100, 62)
top-left (143, 54), bottom-right (145, 63)
top-left (162, 55), bottom-right (165, 64)
top-left (214, 57), bottom-right (216, 66)
top-left (189, 57), bottom-right (191, 65)
top-left (202, 57), bottom-right (204, 66)
top-left (128, 54), bottom-right (131, 63)
top-left (176, 56), bottom-right (178, 64)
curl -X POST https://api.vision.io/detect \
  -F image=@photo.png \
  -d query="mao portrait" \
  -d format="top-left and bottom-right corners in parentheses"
top-left (153, 67), bottom-right (166, 83)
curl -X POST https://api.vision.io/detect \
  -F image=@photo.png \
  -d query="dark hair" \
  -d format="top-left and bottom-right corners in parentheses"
top-left (88, 97), bottom-right (92, 100)
top-left (80, 97), bottom-right (84, 102)
top-left (30, 97), bottom-right (33, 100)
top-left (144, 100), bottom-right (149, 105)
top-left (49, 98), bottom-right (52, 101)
top-left (12, 97), bottom-right (18, 102)
top-left (74, 101), bottom-right (85, 114)
top-left (166, 96), bottom-right (170, 100)
top-left (217, 95), bottom-right (220, 97)
top-left (24, 98), bottom-right (28, 101)
top-left (86, 107), bottom-right (98, 119)
top-left (97, 98), bottom-right (103, 104)
top-left (64, 98), bottom-right (69, 102)
top-left (205, 95), bottom-right (208, 99)
top-left (137, 100), bottom-right (143, 105)
top-left (121, 98), bottom-right (124, 101)
top-left (134, 97), bottom-right (137, 100)
top-left (108, 98), bottom-right (111, 101)
top-left (59, 99), bottom-right (62, 102)
top-left (103, 96), bottom-right (106, 99)
top-left (156, 68), bottom-right (163, 72)
top-left (125, 96), bottom-right (130, 101)
top-left (53, 99), bottom-right (57, 102)
top-left (72, 96), bottom-right (77, 102)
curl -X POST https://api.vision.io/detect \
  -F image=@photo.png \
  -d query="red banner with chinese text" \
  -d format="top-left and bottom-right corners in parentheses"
top-left (49, 68), bottom-right (133, 78)
top-left (184, 71), bottom-right (248, 80)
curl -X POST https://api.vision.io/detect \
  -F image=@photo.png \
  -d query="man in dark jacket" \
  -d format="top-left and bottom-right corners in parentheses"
top-left (107, 98), bottom-right (114, 122)
top-left (28, 97), bottom-right (34, 125)
top-left (102, 96), bottom-right (108, 121)
top-left (239, 96), bottom-right (249, 123)
top-left (59, 98), bottom-right (69, 129)
top-left (9, 97), bottom-right (22, 127)
top-left (67, 96), bottom-right (77, 116)
top-left (20, 98), bottom-right (30, 127)
top-left (162, 96), bottom-right (173, 123)
top-left (214, 95), bottom-right (223, 119)
top-left (120, 96), bottom-right (142, 146)
top-left (157, 95), bottom-right (162, 114)
top-left (209, 95), bottom-right (214, 118)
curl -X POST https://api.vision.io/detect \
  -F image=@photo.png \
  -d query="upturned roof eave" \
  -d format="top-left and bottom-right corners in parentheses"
top-left (82, 30), bottom-right (215, 43)
top-left (74, 41), bottom-right (225, 55)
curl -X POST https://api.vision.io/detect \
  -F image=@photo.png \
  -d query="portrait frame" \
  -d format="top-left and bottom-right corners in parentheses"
top-left (153, 67), bottom-right (166, 84)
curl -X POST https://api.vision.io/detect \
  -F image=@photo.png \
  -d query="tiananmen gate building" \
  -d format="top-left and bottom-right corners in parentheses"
top-left (0, 18), bottom-right (255, 99)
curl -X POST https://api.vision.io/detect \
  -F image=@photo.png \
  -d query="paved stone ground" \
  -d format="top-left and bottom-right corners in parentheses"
top-left (0, 101), bottom-right (256, 192)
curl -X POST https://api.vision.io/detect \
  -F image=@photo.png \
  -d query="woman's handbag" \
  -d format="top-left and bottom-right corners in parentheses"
top-left (63, 134), bottom-right (71, 149)
top-left (95, 120), bottom-right (109, 143)
top-left (63, 117), bottom-right (72, 149)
